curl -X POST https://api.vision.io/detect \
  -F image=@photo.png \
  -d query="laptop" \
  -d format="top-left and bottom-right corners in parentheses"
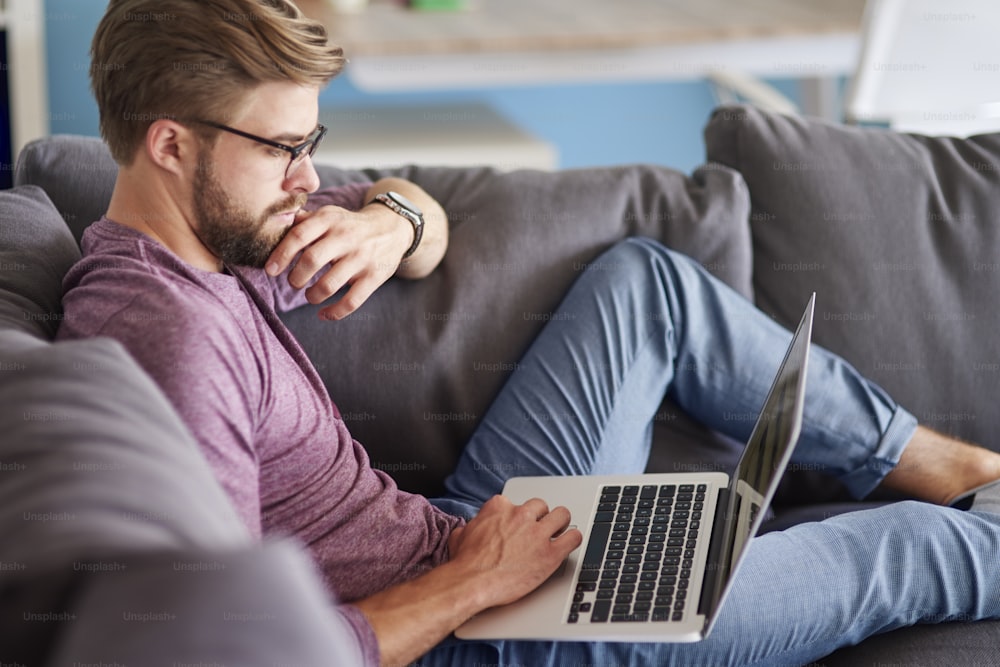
top-left (456, 294), bottom-right (815, 643)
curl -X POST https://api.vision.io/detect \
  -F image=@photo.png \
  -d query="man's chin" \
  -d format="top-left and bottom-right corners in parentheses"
top-left (216, 235), bottom-right (284, 270)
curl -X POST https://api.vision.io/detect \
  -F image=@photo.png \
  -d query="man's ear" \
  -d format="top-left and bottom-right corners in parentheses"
top-left (145, 119), bottom-right (197, 176)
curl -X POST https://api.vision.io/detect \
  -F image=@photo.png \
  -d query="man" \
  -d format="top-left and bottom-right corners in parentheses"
top-left (59, 1), bottom-right (1000, 665)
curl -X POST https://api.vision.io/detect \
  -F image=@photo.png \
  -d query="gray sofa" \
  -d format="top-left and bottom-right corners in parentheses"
top-left (3, 104), bottom-right (1000, 664)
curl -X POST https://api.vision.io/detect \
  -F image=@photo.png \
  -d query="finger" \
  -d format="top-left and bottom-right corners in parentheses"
top-left (266, 215), bottom-right (326, 277)
top-left (288, 235), bottom-right (354, 290)
top-left (538, 504), bottom-right (572, 530)
top-left (521, 497), bottom-right (551, 521)
top-left (305, 254), bottom-right (362, 305)
top-left (551, 525), bottom-right (584, 554)
top-left (537, 506), bottom-right (577, 540)
top-left (318, 277), bottom-right (381, 321)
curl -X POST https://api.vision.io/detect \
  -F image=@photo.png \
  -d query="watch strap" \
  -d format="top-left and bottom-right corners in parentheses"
top-left (372, 191), bottom-right (424, 259)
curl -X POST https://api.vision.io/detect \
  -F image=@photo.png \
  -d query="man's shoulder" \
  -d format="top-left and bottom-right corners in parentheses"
top-left (60, 242), bottom-right (239, 344)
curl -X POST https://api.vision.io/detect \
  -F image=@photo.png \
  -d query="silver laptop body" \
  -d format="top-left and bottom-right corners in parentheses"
top-left (456, 294), bottom-right (815, 643)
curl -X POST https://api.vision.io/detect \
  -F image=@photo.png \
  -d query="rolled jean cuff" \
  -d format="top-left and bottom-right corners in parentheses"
top-left (840, 406), bottom-right (919, 499)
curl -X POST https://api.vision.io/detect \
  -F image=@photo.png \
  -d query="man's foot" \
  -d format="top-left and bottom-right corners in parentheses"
top-left (880, 425), bottom-right (1000, 506)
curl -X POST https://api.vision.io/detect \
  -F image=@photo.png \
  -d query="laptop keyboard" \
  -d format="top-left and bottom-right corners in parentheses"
top-left (568, 483), bottom-right (706, 624)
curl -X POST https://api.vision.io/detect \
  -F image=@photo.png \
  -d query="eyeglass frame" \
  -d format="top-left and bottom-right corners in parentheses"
top-left (191, 120), bottom-right (328, 179)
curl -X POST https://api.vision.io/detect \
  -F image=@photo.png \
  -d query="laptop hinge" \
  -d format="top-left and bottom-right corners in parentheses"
top-left (698, 486), bottom-right (734, 618)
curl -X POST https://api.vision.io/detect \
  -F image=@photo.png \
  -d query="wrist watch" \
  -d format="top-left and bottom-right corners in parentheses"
top-left (372, 191), bottom-right (425, 259)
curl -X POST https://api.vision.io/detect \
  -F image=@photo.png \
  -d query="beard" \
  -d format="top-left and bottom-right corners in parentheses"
top-left (193, 154), bottom-right (307, 269)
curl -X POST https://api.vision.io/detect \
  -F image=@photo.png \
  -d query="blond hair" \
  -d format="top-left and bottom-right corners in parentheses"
top-left (91, 0), bottom-right (346, 164)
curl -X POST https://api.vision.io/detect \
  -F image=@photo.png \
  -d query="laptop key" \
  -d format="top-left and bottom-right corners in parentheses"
top-left (614, 613), bottom-right (649, 623)
top-left (591, 600), bottom-right (612, 622)
top-left (582, 522), bottom-right (611, 570)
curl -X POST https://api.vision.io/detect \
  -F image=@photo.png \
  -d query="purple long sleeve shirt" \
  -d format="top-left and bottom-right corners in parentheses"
top-left (57, 184), bottom-right (464, 665)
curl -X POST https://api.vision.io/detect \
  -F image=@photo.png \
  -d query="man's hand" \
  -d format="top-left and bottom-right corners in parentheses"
top-left (265, 204), bottom-right (411, 321)
top-left (352, 496), bottom-right (582, 666)
top-left (446, 496), bottom-right (583, 608)
top-left (264, 178), bottom-right (448, 321)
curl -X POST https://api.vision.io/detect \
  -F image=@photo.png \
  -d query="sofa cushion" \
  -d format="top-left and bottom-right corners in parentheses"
top-left (284, 163), bottom-right (754, 493)
top-left (13, 135), bottom-right (117, 244)
top-left (0, 337), bottom-right (372, 666)
top-left (2, 543), bottom-right (370, 667)
top-left (0, 185), bottom-right (80, 346)
top-left (0, 336), bottom-right (250, 571)
top-left (705, 104), bottom-right (1000, 501)
top-left (16, 135), bottom-right (755, 495)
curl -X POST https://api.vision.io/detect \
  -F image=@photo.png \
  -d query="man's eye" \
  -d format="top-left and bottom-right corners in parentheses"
top-left (268, 149), bottom-right (284, 159)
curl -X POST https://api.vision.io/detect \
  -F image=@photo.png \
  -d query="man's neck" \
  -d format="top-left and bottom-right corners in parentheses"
top-left (106, 167), bottom-right (223, 273)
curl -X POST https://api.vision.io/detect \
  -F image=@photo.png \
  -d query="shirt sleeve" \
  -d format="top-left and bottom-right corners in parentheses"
top-left (339, 605), bottom-right (382, 667)
top-left (269, 182), bottom-right (374, 313)
top-left (86, 289), bottom-right (265, 537)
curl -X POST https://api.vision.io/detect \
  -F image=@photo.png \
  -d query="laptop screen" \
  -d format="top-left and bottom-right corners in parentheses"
top-left (702, 294), bottom-right (814, 627)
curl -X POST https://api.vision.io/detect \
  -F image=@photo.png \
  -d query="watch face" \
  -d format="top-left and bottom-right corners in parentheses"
top-left (386, 191), bottom-right (422, 216)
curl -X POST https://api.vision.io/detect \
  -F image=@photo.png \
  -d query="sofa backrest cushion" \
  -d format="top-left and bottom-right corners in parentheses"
top-left (282, 162), bottom-right (754, 493)
top-left (13, 135), bottom-right (117, 244)
top-left (16, 135), bottom-right (754, 495)
top-left (705, 104), bottom-right (1000, 499)
top-left (0, 185), bottom-right (80, 346)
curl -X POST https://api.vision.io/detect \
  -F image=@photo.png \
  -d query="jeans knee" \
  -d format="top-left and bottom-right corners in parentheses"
top-left (595, 237), bottom-right (691, 283)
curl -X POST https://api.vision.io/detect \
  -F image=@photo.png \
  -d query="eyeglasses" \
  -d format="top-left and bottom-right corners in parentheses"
top-left (194, 120), bottom-right (327, 179)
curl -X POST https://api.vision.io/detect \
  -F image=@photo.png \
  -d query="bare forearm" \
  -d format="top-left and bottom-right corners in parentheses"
top-left (364, 178), bottom-right (448, 279)
top-left (352, 561), bottom-right (486, 667)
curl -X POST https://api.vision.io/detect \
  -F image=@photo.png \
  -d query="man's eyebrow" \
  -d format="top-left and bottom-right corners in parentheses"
top-left (270, 126), bottom-right (317, 144)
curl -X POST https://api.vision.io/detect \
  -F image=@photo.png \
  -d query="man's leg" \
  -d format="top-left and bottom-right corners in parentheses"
top-left (421, 502), bottom-right (1000, 667)
top-left (482, 501), bottom-right (1000, 667)
top-left (439, 237), bottom-right (965, 509)
top-left (425, 238), bottom-right (1000, 665)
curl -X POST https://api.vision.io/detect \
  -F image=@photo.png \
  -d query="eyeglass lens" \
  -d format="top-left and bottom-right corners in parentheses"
top-left (286, 128), bottom-right (325, 178)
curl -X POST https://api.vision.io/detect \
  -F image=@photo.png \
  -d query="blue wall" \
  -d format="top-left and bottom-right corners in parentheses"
top-left (43, 0), bottom-right (802, 174)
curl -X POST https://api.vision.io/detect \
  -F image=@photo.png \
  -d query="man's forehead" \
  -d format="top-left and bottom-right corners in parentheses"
top-left (229, 82), bottom-right (320, 139)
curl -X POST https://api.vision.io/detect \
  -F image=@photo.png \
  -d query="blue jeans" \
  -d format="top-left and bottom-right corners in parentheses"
top-left (424, 238), bottom-right (1000, 666)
